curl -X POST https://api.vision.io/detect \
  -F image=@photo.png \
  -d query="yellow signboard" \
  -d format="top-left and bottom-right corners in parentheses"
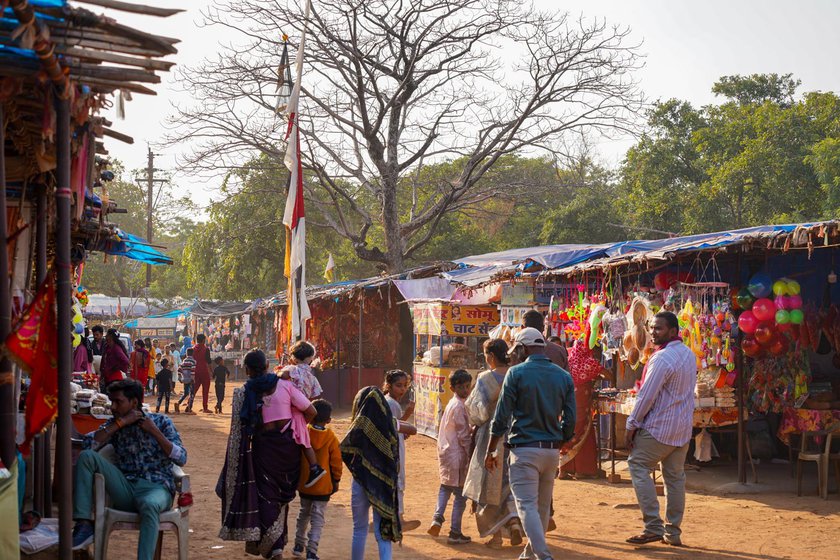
top-left (412, 364), bottom-right (481, 438)
top-left (410, 303), bottom-right (499, 337)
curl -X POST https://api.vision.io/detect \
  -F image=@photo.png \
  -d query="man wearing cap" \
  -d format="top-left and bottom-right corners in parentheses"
top-left (484, 327), bottom-right (575, 560)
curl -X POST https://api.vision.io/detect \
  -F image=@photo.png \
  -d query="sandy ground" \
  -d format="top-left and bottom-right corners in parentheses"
top-left (104, 382), bottom-right (839, 560)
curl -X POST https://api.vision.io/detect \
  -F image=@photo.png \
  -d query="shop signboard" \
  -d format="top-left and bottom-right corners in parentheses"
top-left (501, 284), bottom-right (534, 306)
top-left (500, 306), bottom-right (533, 327)
top-left (409, 302), bottom-right (500, 337)
top-left (412, 364), bottom-right (449, 437)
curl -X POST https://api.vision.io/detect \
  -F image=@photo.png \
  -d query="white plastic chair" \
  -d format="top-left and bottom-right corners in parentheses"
top-left (93, 444), bottom-right (191, 560)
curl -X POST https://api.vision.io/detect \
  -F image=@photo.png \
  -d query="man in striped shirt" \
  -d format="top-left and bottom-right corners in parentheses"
top-left (625, 311), bottom-right (696, 547)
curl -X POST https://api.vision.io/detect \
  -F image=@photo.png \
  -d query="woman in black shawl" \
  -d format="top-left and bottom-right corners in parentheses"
top-left (217, 349), bottom-right (315, 559)
top-left (341, 386), bottom-right (415, 560)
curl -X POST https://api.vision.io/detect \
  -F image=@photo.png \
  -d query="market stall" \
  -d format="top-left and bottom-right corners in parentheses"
top-left (409, 300), bottom-right (500, 437)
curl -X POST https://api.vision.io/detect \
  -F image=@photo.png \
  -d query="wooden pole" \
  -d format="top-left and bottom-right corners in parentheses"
top-left (735, 252), bottom-right (746, 484)
top-left (35, 184), bottom-right (51, 517)
top-left (357, 297), bottom-right (363, 392)
top-left (55, 96), bottom-right (74, 560)
top-left (0, 106), bottom-right (17, 476)
top-left (75, 0), bottom-right (185, 18)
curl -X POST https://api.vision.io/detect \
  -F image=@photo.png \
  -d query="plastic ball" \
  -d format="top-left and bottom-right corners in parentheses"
top-left (742, 337), bottom-right (762, 358)
top-left (747, 273), bottom-right (773, 298)
top-left (738, 310), bottom-right (759, 335)
top-left (786, 279), bottom-right (801, 295)
top-left (788, 294), bottom-right (803, 309)
top-left (730, 287), bottom-right (742, 311)
top-left (769, 337), bottom-right (789, 356)
top-left (777, 321), bottom-right (793, 333)
top-left (789, 309), bottom-right (804, 325)
top-left (736, 288), bottom-right (755, 311)
top-left (774, 296), bottom-right (787, 310)
top-left (752, 298), bottom-right (776, 322)
top-left (74, 322), bottom-right (84, 334)
top-left (754, 323), bottom-right (775, 346)
top-left (775, 309), bottom-right (790, 325)
top-left (772, 280), bottom-right (789, 296)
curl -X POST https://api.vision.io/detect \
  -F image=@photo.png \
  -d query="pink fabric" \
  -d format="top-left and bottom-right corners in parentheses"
top-left (437, 395), bottom-right (471, 487)
top-left (262, 379), bottom-right (311, 447)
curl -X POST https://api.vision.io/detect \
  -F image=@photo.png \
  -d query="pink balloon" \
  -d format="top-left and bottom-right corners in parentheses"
top-left (752, 298), bottom-right (776, 322)
top-left (788, 294), bottom-right (803, 309)
top-left (738, 310), bottom-right (759, 335)
top-left (774, 296), bottom-right (787, 310)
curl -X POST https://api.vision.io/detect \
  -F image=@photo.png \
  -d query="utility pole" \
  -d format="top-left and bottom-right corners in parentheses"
top-left (146, 146), bottom-right (154, 288)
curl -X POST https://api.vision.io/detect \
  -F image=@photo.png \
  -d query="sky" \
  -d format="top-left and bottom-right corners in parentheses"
top-left (99, 0), bottom-right (840, 211)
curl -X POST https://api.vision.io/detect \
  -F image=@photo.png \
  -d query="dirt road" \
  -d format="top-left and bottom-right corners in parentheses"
top-left (107, 384), bottom-right (837, 559)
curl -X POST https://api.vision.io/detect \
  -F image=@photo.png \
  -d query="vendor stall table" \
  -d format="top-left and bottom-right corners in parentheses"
top-left (778, 407), bottom-right (840, 445)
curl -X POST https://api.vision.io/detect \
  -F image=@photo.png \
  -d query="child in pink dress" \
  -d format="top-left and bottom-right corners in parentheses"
top-left (262, 377), bottom-right (327, 488)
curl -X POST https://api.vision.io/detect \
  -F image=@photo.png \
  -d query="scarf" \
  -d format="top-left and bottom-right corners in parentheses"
top-left (637, 337), bottom-right (682, 389)
top-left (240, 373), bottom-right (279, 432)
top-left (340, 386), bottom-right (402, 542)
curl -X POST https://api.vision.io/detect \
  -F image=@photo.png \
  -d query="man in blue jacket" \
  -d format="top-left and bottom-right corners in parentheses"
top-left (485, 327), bottom-right (575, 560)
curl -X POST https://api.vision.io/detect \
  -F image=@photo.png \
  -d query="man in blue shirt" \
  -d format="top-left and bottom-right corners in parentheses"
top-left (485, 328), bottom-right (575, 560)
top-left (71, 379), bottom-right (187, 559)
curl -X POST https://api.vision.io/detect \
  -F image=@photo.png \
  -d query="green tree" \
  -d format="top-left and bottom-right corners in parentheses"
top-left (621, 74), bottom-right (840, 236)
top-left (82, 164), bottom-right (196, 299)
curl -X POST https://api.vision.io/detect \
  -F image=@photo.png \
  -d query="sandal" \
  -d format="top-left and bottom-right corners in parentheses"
top-left (626, 532), bottom-right (663, 545)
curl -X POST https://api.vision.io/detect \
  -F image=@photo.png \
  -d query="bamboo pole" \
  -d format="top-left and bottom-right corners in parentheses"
top-left (55, 46), bottom-right (176, 71)
top-left (88, 80), bottom-right (158, 95)
top-left (35, 185), bottom-right (51, 518)
top-left (75, 0), bottom-right (185, 18)
top-left (8, 0), bottom-right (70, 93)
top-left (67, 63), bottom-right (161, 84)
top-left (102, 128), bottom-right (135, 144)
top-left (0, 105), bottom-right (17, 480)
top-left (55, 96), bottom-right (73, 560)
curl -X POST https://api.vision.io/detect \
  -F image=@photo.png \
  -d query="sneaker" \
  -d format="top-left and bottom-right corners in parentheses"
top-left (304, 465), bottom-right (327, 488)
top-left (292, 543), bottom-right (305, 558)
top-left (427, 519), bottom-right (442, 536)
top-left (71, 522), bottom-right (94, 550)
top-left (447, 531), bottom-right (471, 545)
top-left (662, 535), bottom-right (683, 546)
top-left (305, 552), bottom-right (320, 560)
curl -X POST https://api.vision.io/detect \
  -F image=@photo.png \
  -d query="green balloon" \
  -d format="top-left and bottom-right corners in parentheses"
top-left (789, 309), bottom-right (804, 325)
top-left (775, 309), bottom-right (790, 325)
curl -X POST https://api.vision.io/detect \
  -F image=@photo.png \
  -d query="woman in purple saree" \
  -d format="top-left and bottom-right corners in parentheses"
top-left (217, 350), bottom-right (314, 559)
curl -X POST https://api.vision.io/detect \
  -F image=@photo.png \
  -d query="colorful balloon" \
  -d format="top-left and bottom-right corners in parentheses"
top-left (789, 309), bottom-right (804, 325)
top-left (788, 294), bottom-right (803, 309)
top-left (752, 298), bottom-right (776, 322)
top-left (774, 295), bottom-right (787, 310)
top-left (754, 323), bottom-right (775, 346)
top-left (786, 279), bottom-right (801, 295)
top-left (730, 287), bottom-right (742, 311)
top-left (747, 272), bottom-right (773, 298)
top-left (772, 279), bottom-right (789, 296)
top-left (769, 337), bottom-right (789, 356)
top-left (738, 310), bottom-right (759, 335)
top-left (777, 321), bottom-right (793, 333)
top-left (775, 309), bottom-right (790, 325)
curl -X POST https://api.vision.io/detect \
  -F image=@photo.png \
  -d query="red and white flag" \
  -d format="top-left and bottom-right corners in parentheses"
top-left (283, 0), bottom-right (312, 341)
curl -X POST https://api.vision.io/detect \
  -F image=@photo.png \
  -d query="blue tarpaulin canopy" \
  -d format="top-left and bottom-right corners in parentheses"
top-left (445, 222), bottom-right (826, 287)
top-left (123, 307), bottom-right (189, 328)
top-left (105, 230), bottom-right (173, 265)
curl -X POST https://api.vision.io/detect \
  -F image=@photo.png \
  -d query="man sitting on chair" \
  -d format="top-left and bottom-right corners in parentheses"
top-left (71, 378), bottom-right (187, 559)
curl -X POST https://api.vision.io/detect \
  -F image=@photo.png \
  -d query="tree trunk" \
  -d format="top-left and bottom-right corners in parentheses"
top-left (381, 172), bottom-right (405, 273)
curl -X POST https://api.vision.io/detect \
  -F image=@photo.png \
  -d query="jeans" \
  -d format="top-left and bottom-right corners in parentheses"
top-left (433, 485), bottom-right (466, 533)
top-left (156, 391), bottom-right (171, 412)
top-left (351, 479), bottom-right (391, 560)
top-left (627, 429), bottom-right (689, 539)
top-left (508, 447), bottom-right (559, 560)
top-left (177, 382), bottom-right (193, 408)
top-left (294, 498), bottom-right (328, 555)
top-left (73, 450), bottom-right (173, 560)
top-left (215, 384), bottom-right (226, 409)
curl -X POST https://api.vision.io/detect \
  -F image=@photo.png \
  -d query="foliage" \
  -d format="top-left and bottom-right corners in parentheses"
top-left (621, 74), bottom-right (840, 236)
top-left (82, 164), bottom-right (197, 298)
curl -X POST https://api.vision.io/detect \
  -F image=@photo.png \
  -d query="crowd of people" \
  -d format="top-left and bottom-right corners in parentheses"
top-left (69, 311), bottom-right (697, 560)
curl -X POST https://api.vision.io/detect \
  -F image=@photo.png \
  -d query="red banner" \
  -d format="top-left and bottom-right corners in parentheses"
top-left (5, 276), bottom-right (58, 452)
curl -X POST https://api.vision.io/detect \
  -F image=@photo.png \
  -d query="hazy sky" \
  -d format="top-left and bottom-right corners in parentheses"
top-left (100, 0), bottom-right (840, 210)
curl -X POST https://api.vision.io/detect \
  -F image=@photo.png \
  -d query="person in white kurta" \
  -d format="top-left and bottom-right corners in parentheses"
top-left (428, 370), bottom-right (473, 544)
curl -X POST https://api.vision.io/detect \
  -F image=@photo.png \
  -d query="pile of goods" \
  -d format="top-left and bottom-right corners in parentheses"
top-left (70, 384), bottom-right (112, 417)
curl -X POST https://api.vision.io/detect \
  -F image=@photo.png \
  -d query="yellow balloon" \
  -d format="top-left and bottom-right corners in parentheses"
top-left (72, 333), bottom-right (81, 348)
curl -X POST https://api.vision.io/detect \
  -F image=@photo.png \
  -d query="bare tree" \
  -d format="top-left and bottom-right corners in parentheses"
top-left (167, 0), bottom-right (643, 272)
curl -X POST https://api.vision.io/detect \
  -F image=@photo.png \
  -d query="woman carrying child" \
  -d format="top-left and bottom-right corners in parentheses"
top-left (462, 338), bottom-right (524, 549)
top-left (217, 350), bottom-right (323, 560)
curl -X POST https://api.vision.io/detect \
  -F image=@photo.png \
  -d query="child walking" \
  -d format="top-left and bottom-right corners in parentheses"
top-left (292, 400), bottom-right (343, 560)
top-left (428, 369), bottom-right (473, 544)
top-left (175, 348), bottom-right (196, 414)
top-left (155, 358), bottom-right (174, 414)
top-left (383, 370), bottom-right (421, 532)
top-left (213, 356), bottom-right (230, 413)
